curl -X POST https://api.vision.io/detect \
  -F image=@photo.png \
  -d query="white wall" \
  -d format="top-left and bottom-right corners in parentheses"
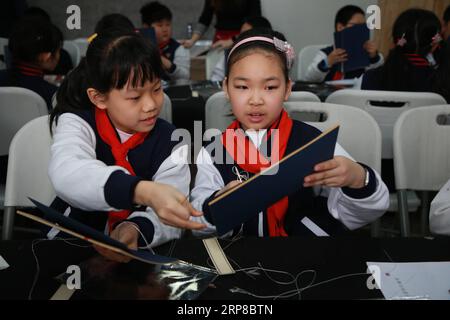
top-left (261, 0), bottom-right (378, 78)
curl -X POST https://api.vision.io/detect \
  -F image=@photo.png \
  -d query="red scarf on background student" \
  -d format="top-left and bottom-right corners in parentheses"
top-left (405, 54), bottom-right (431, 68)
top-left (159, 40), bottom-right (170, 55)
top-left (221, 109), bottom-right (293, 237)
top-left (95, 108), bottom-right (149, 232)
top-left (213, 29), bottom-right (240, 43)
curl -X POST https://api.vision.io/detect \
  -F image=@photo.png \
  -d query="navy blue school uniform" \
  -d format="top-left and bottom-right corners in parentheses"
top-left (191, 120), bottom-right (389, 237)
top-left (47, 110), bottom-right (189, 247)
top-left (0, 61), bottom-right (57, 111)
top-left (160, 38), bottom-right (190, 80)
top-left (362, 64), bottom-right (435, 95)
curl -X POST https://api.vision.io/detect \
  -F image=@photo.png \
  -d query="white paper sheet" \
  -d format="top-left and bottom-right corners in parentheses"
top-left (367, 262), bottom-right (450, 300)
top-left (0, 255), bottom-right (9, 270)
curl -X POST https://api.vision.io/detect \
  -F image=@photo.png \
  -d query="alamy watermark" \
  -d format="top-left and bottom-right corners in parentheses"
top-left (367, 5), bottom-right (381, 30)
top-left (66, 5), bottom-right (81, 30)
top-left (366, 265), bottom-right (381, 290)
top-left (66, 265), bottom-right (81, 290)
top-left (64, 4), bottom-right (381, 31)
top-left (169, 122), bottom-right (281, 175)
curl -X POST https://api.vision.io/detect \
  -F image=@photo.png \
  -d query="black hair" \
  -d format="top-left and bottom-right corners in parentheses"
top-left (335, 5), bottom-right (365, 29)
top-left (140, 1), bottom-right (172, 25)
top-left (444, 5), bottom-right (450, 23)
top-left (243, 16), bottom-right (272, 30)
top-left (377, 8), bottom-right (450, 101)
top-left (50, 33), bottom-right (165, 132)
top-left (225, 29), bottom-right (290, 82)
top-left (24, 6), bottom-right (51, 22)
top-left (9, 17), bottom-right (62, 63)
top-left (94, 13), bottom-right (135, 36)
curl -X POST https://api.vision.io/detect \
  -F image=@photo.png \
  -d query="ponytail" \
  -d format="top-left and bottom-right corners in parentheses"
top-left (374, 8), bottom-right (450, 102)
top-left (49, 58), bottom-right (92, 133)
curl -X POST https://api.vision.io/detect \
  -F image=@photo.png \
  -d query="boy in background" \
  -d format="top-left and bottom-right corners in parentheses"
top-left (140, 1), bottom-right (190, 80)
top-left (304, 5), bottom-right (384, 83)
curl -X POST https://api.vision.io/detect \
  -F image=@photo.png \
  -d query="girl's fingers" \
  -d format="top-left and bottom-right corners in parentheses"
top-left (314, 159), bottom-right (339, 172)
top-left (160, 204), bottom-right (206, 230)
top-left (304, 176), bottom-right (343, 188)
top-left (161, 211), bottom-right (206, 230)
top-left (184, 200), bottom-right (204, 217)
top-left (304, 180), bottom-right (339, 188)
top-left (304, 167), bottom-right (342, 185)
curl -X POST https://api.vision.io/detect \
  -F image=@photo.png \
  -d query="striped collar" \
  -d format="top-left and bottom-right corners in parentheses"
top-left (13, 61), bottom-right (44, 77)
top-left (404, 53), bottom-right (436, 68)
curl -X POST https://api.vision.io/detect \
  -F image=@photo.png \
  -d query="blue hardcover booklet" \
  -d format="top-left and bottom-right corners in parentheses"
top-left (334, 24), bottom-right (370, 72)
top-left (20, 198), bottom-right (179, 265)
top-left (208, 125), bottom-right (339, 236)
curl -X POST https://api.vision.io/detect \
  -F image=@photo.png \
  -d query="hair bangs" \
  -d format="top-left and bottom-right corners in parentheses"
top-left (98, 35), bottom-right (164, 91)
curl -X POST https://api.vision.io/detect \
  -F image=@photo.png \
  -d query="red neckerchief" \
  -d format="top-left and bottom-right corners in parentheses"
top-left (332, 71), bottom-right (344, 81)
top-left (95, 108), bottom-right (149, 231)
top-left (13, 61), bottom-right (44, 77)
top-left (405, 54), bottom-right (430, 68)
top-left (158, 40), bottom-right (170, 54)
top-left (213, 29), bottom-right (240, 42)
top-left (221, 109), bottom-right (293, 237)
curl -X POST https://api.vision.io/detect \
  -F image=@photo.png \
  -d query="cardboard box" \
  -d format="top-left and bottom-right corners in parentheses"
top-left (190, 56), bottom-right (206, 81)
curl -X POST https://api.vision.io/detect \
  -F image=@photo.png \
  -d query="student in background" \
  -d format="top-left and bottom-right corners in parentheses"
top-left (211, 16), bottom-right (272, 82)
top-left (23, 7), bottom-right (73, 75)
top-left (94, 13), bottom-right (135, 37)
top-left (361, 9), bottom-right (450, 103)
top-left (430, 179), bottom-right (450, 236)
top-left (304, 5), bottom-right (383, 83)
top-left (212, 15), bottom-right (272, 50)
top-left (140, 1), bottom-right (190, 81)
top-left (0, 17), bottom-right (61, 111)
top-left (48, 33), bottom-right (205, 262)
top-left (182, 0), bottom-right (261, 48)
top-left (191, 29), bottom-right (389, 238)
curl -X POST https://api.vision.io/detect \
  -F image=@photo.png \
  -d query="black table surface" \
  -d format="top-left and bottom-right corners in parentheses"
top-left (1, 236), bottom-right (449, 300)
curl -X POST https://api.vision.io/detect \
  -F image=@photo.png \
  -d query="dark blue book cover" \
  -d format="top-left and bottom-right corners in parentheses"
top-left (25, 198), bottom-right (179, 265)
top-left (208, 126), bottom-right (339, 236)
top-left (334, 24), bottom-right (370, 72)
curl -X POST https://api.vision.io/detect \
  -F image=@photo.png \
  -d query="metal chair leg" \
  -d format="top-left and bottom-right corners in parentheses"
top-left (397, 190), bottom-right (410, 237)
top-left (2, 206), bottom-right (15, 240)
top-left (420, 191), bottom-right (429, 236)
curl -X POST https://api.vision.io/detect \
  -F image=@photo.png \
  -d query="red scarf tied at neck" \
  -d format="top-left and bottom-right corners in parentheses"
top-left (221, 109), bottom-right (293, 237)
top-left (95, 108), bottom-right (149, 232)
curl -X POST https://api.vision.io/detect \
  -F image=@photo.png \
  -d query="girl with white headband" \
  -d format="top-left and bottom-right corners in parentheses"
top-left (191, 29), bottom-right (389, 238)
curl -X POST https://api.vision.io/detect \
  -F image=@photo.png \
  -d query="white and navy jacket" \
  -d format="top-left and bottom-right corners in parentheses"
top-left (430, 179), bottom-right (450, 236)
top-left (161, 38), bottom-right (190, 81)
top-left (304, 45), bottom-right (384, 83)
top-left (190, 120), bottom-right (389, 238)
top-left (48, 110), bottom-right (189, 248)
